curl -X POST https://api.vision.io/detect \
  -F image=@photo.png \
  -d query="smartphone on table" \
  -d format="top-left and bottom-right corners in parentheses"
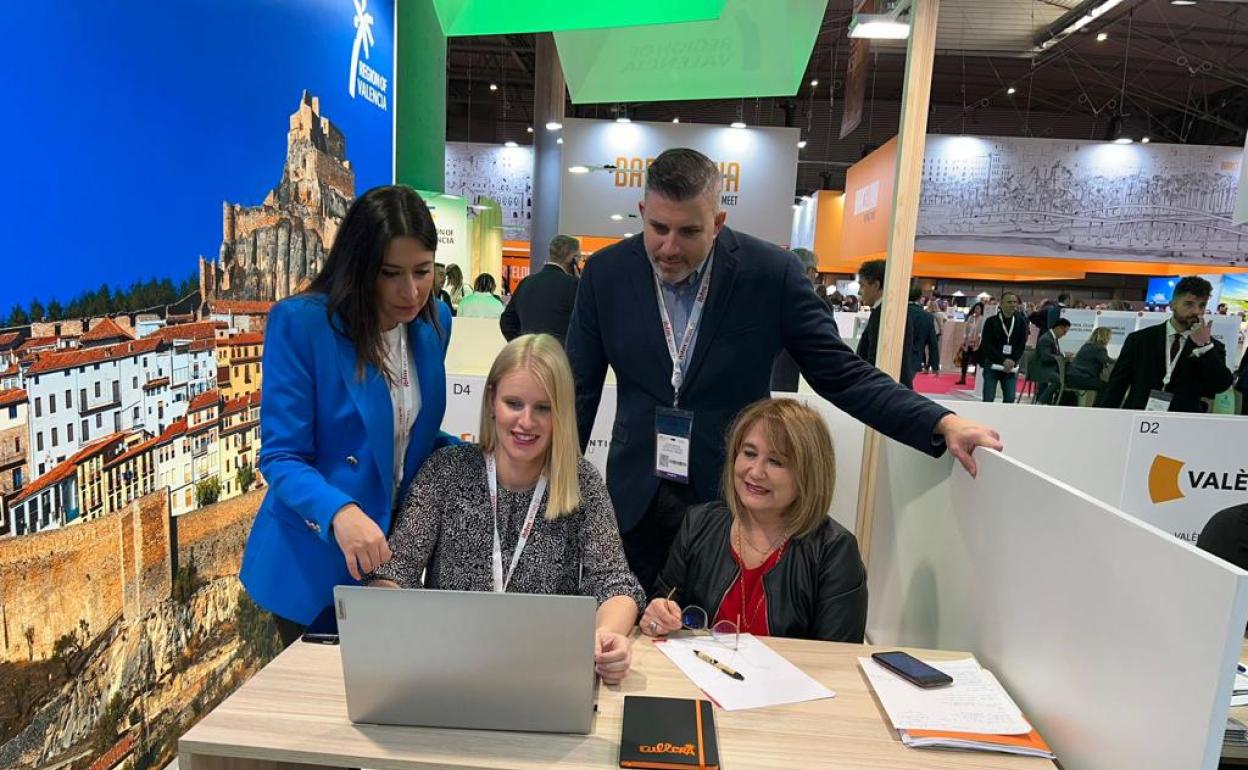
top-left (871, 651), bottom-right (953, 688)
top-left (300, 632), bottom-right (340, 645)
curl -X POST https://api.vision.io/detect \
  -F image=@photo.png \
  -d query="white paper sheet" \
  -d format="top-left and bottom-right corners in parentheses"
top-left (859, 657), bottom-right (1032, 735)
top-left (654, 634), bottom-right (835, 711)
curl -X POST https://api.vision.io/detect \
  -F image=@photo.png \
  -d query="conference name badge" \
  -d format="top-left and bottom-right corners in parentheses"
top-left (655, 407), bottom-right (694, 484)
top-left (1002, 344), bottom-right (1013, 356)
top-left (1145, 390), bottom-right (1174, 413)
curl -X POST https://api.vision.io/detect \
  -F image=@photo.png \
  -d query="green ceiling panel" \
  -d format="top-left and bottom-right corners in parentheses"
top-left (555, 0), bottom-right (828, 103)
top-left (430, 1), bottom-right (726, 37)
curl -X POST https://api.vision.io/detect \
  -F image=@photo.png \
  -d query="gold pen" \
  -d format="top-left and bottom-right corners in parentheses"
top-left (695, 650), bottom-right (744, 681)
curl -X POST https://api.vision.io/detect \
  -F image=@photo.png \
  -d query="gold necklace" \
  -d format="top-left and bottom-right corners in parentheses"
top-left (733, 521), bottom-right (787, 567)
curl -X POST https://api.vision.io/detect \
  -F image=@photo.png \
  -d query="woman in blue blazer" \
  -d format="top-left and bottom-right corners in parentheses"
top-left (240, 186), bottom-right (454, 644)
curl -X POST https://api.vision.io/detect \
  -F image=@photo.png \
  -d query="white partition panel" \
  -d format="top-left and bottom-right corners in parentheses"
top-left (867, 446), bottom-right (1248, 770)
top-left (934, 399), bottom-right (1131, 505)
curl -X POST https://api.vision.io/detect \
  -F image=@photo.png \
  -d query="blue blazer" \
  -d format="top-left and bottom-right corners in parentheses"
top-left (566, 227), bottom-right (952, 533)
top-left (239, 293), bottom-right (452, 625)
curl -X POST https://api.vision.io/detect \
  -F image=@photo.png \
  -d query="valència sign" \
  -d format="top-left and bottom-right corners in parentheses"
top-left (1120, 413), bottom-right (1248, 543)
top-left (349, 0), bottom-right (389, 111)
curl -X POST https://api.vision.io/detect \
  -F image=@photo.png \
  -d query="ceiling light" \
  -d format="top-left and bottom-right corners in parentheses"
top-left (504, 140), bottom-right (518, 148)
top-left (731, 121), bottom-right (747, 129)
top-left (545, 121), bottom-right (563, 131)
top-left (568, 165), bottom-right (589, 174)
top-left (610, 214), bottom-right (624, 221)
top-left (672, 117), bottom-right (680, 123)
top-left (526, 126), bottom-right (534, 133)
top-left (489, 83), bottom-right (498, 92)
top-left (622, 232), bottom-right (633, 237)
top-left (797, 139), bottom-right (808, 149)
top-left (810, 79), bottom-right (819, 87)
top-left (1141, 136), bottom-right (1151, 144)
top-left (616, 116), bottom-right (631, 124)
top-left (557, 137), bottom-right (563, 145)
top-left (849, 14), bottom-right (911, 40)
top-left (1113, 137), bottom-right (1133, 145)
top-left (1096, 32), bottom-right (1108, 42)
top-left (1170, 1), bottom-right (1197, 5)
top-left (1007, 87), bottom-right (1017, 95)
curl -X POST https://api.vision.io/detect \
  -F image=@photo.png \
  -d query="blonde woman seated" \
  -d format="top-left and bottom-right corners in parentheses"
top-left (639, 399), bottom-right (867, 642)
top-left (369, 334), bottom-right (645, 683)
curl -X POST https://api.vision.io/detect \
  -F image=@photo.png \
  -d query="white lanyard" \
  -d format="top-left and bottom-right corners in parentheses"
top-left (485, 453), bottom-right (547, 593)
top-left (392, 327), bottom-right (414, 498)
top-left (999, 312), bottom-right (1015, 339)
top-left (653, 253), bottom-right (714, 407)
top-left (1163, 330), bottom-right (1187, 388)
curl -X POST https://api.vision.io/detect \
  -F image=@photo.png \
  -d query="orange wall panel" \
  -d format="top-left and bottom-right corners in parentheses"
top-left (840, 137), bottom-right (897, 261)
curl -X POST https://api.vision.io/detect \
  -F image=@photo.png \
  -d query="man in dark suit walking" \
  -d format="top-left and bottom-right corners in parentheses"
top-left (566, 148), bottom-right (1003, 591)
top-left (907, 286), bottom-right (940, 378)
top-left (500, 235), bottom-right (582, 345)
top-left (1103, 276), bottom-right (1233, 413)
top-left (855, 259), bottom-right (917, 388)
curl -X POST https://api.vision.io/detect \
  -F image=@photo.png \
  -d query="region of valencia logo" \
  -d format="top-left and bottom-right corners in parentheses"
top-left (1148, 455), bottom-right (1185, 504)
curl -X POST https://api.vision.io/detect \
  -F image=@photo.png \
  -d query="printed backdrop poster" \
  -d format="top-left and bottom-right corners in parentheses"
top-left (917, 135), bottom-right (1248, 266)
top-left (0, 3), bottom-right (393, 770)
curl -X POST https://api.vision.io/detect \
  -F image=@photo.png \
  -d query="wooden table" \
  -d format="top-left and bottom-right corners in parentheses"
top-left (1224, 639), bottom-right (1248, 764)
top-left (179, 636), bottom-right (1058, 770)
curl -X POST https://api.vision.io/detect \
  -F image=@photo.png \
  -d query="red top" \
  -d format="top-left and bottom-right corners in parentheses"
top-left (714, 544), bottom-right (785, 636)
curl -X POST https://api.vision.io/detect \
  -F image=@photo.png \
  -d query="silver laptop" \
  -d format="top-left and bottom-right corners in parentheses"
top-left (333, 586), bottom-right (597, 734)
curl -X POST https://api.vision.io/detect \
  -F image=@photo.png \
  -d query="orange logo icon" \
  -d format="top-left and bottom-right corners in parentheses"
top-left (1148, 455), bottom-right (1185, 504)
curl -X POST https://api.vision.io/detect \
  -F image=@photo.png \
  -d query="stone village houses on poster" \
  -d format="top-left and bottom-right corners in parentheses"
top-left (0, 307), bottom-right (269, 537)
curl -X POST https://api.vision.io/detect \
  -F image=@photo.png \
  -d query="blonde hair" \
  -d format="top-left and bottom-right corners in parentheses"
top-left (721, 399), bottom-right (836, 539)
top-left (478, 334), bottom-right (581, 518)
top-left (1090, 326), bottom-right (1112, 346)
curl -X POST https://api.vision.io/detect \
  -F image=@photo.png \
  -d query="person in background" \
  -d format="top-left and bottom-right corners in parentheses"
top-left (1234, 346), bottom-right (1247, 416)
top-left (433, 262), bottom-right (454, 309)
top-left (239, 185), bottom-right (454, 646)
top-left (1103, 276), bottom-right (1234, 413)
top-left (843, 294), bottom-right (859, 313)
top-left (956, 301), bottom-right (985, 385)
top-left (639, 399), bottom-right (865, 642)
top-left (1217, 303), bottom-right (1229, 316)
top-left (979, 290), bottom-right (1029, 403)
top-left (1046, 292), bottom-right (1070, 331)
top-left (1032, 318), bottom-right (1070, 405)
top-left (1067, 326), bottom-right (1114, 402)
top-left (445, 264), bottom-right (466, 312)
top-left (771, 248), bottom-right (820, 392)
top-left (565, 148), bottom-right (1000, 593)
top-left (458, 274), bottom-right (506, 319)
top-left (856, 259), bottom-right (918, 388)
top-left (906, 287), bottom-right (939, 377)
top-left (500, 234), bottom-right (581, 345)
top-left (368, 334), bottom-right (644, 684)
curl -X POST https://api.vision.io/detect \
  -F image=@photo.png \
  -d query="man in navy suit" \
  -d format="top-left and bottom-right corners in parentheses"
top-left (566, 148), bottom-right (1003, 591)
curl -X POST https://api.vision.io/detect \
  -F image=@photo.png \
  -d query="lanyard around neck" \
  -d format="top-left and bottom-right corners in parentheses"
top-left (652, 253), bottom-right (714, 408)
top-left (485, 453), bottom-right (547, 593)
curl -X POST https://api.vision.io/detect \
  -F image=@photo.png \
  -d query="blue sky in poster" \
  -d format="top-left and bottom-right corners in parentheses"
top-left (0, 0), bottom-right (394, 316)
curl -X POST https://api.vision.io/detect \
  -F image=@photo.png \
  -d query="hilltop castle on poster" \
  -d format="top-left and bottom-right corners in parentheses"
top-left (200, 92), bottom-right (355, 303)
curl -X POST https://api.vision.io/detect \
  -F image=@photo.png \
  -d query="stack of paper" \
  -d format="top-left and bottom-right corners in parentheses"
top-left (859, 657), bottom-right (1055, 759)
top-left (1225, 717), bottom-right (1248, 747)
top-left (1231, 664), bottom-right (1248, 707)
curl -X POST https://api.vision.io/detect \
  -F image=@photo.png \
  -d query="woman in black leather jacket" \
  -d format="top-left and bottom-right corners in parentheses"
top-left (638, 398), bottom-right (867, 643)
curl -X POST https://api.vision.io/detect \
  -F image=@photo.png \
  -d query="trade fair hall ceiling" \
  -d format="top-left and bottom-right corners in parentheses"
top-left (445, 0), bottom-right (1248, 194)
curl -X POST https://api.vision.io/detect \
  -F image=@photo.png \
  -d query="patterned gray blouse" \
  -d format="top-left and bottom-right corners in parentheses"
top-left (370, 444), bottom-right (645, 610)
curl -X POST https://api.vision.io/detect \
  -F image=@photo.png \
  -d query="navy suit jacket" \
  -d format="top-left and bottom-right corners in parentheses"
top-left (239, 293), bottom-right (453, 624)
top-left (565, 228), bottom-right (952, 533)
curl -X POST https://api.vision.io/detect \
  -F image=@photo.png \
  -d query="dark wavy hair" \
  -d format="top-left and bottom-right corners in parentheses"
top-left (306, 185), bottom-right (440, 380)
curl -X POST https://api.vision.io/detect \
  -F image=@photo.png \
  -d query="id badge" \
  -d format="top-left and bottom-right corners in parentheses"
top-left (1002, 344), bottom-right (1013, 356)
top-left (1145, 390), bottom-right (1173, 413)
top-left (655, 407), bottom-right (694, 483)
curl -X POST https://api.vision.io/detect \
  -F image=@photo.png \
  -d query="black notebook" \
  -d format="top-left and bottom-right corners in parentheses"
top-left (619, 695), bottom-right (720, 770)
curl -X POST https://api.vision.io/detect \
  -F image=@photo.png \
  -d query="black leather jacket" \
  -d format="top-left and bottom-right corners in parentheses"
top-left (652, 502), bottom-right (867, 642)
